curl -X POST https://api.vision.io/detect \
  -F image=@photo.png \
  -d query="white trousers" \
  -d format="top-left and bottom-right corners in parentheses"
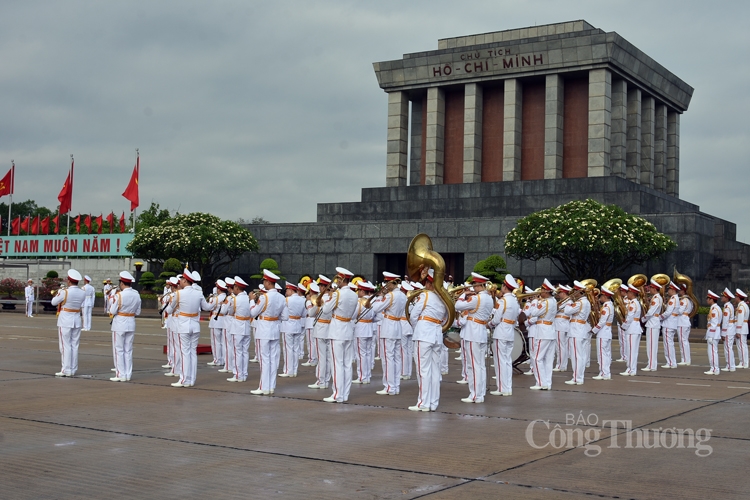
top-left (677, 326), bottom-right (691, 364)
top-left (371, 330), bottom-right (379, 368)
top-left (26, 300), bottom-right (33, 317)
top-left (662, 327), bottom-right (677, 367)
top-left (178, 331), bottom-right (199, 385)
top-left (169, 329), bottom-right (181, 376)
top-left (166, 327), bottom-right (174, 367)
top-left (440, 343), bottom-right (449, 374)
top-left (736, 334), bottom-right (748, 368)
top-left (723, 335), bottom-right (735, 370)
top-left (82, 305), bottom-right (93, 330)
top-left (528, 336), bottom-right (537, 373)
top-left (223, 328), bottom-right (232, 370)
top-left (624, 334), bottom-right (641, 374)
top-left (617, 326), bottom-right (625, 361)
top-left (596, 338), bottom-right (612, 377)
top-left (493, 338), bottom-right (513, 393)
top-left (583, 337), bottom-right (591, 367)
top-left (460, 338), bottom-right (469, 380)
top-left (329, 339), bottom-right (353, 402)
top-left (295, 331), bottom-right (304, 360)
top-left (568, 337), bottom-right (587, 384)
top-left (305, 329), bottom-right (317, 364)
top-left (532, 338), bottom-right (555, 388)
top-left (210, 327), bottom-right (225, 365)
top-left (282, 332), bottom-right (302, 376)
top-left (229, 334), bottom-right (250, 380)
top-left (707, 339), bottom-right (720, 373)
top-left (58, 326), bottom-right (81, 375)
top-left (379, 338), bottom-right (402, 394)
top-left (645, 327), bottom-right (660, 370)
top-left (256, 338), bottom-right (280, 391)
top-left (555, 331), bottom-right (569, 370)
top-left (464, 340), bottom-right (487, 401)
top-left (354, 337), bottom-right (373, 382)
top-left (315, 338), bottom-right (331, 387)
top-left (113, 330), bottom-right (135, 380)
top-left (414, 340), bottom-right (442, 410)
top-left (401, 334), bottom-right (413, 377)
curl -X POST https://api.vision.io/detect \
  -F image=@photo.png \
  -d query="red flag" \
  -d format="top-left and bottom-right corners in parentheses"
top-left (96, 214), bottom-right (103, 234)
top-left (21, 216), bottom-right (30, 233)
top-left (11, 216), bottom-right (20, 235)
top-left (57, 160), bottom-right (74, 215)
top-left (119, 212), bottom-right (126, 233)
top-left (53, 214), bottom-right (60, 234)
top-left (122, 156), bottom-right (139, 211)
top-left (0, 167), bottom-right (12, 198)
top-left (73, 215), bottom-right (80, 233)
top-left (31, 216), bottom-right (39, 235)
top-left (106, 212), bottom-right (114, 233)
top-left (41, 216), bottom-right (50, 234)
top-left (84, 215), bottom-right (92, 234)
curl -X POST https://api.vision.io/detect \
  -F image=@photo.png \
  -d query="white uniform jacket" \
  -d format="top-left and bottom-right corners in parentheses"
top-left (409, 290), bottom-right (448, 345)
top-left (370, 291), bottom-right (405, 340)
top-left (566, 299), bottom-right (591, 339)
top-left (706, 303), bottom-right (722, 340)
top-left (166, 287), bottom-right (212, 334)
top-left (722, 302), bottom-right (736, 337)
top-left (643, 294), bottom-right (663, 329)
top-left (83, 284), bottom-right (95, 307)
top-left (454, 291), bottom-right (493, 343)
top-left (677, 297), bottom-right (692, 329)
top-left (51, 286), bottom-right (85, 328)
top-left (282, 295), bottom-right (306, 334)
top-left (554, 299), bottom-right (571, 333)
top-left (109, 288), bottom-right (142, 332)
top-left (591, 301), bottom-right (614, 339)
top-left (322, 287), bottom-right (358, 341)
top-left (736, 301), bottom-right (749, 336)
top-left (249, 289), bottom-right (288, 340)
top-left (489, 293), bottom-right (521, 341)
top-left (621, 298), bottom-right (643, 335)
top-left (659, 294), bottom-right (680, 329)
top-left (209, 293), bottom-right (227, 330)
top-left (25, 285), bottom-right (35, 302)
top-left (227, 291), bottom-right (251, 336)
top-left (526, 297), bottom-right (557, 340)
top-left (354, 297), bottom-right (375, 338)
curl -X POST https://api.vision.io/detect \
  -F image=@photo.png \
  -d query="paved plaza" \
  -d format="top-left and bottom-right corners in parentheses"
top-left (1, 312), bottom-right (749, 499)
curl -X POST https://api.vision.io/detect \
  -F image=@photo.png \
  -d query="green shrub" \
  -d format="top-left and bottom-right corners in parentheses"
top-left (139, 271), bottom-right (156, 290)
top-left (46, 270), bottom-right (59, 279)
top-left (163, 258), bottom-right (183, 274)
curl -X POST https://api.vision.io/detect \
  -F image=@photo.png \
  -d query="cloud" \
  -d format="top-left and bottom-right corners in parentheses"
top-left (1, 0), bottom-right (748, 242)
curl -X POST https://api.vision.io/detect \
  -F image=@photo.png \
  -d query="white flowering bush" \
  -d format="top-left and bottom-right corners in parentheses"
top-left (127, 212), bottom-right (259, 287)
top-left (504, 199), bottom-right (676, 281)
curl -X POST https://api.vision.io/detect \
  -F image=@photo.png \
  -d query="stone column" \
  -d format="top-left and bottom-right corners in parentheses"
top-left (544, 74), bottom-right (563, 179)
top-left (424, 87), bottom-right (445, 185)
top-left (654, 103), bottom-right (667, 192)
top-left (610, 80), bottom-right (627, 178)
top-left (386, 91), bottom-right (409, 187)
top-left (667, 111), bottom-right (680, 197)
top-left (588, 69), bottom-right (611, 177)
top-left (503, 79), bottom-right (522, 181)
top-left (640, 96), bottom-right (655, 188)
top-left (626, 88), bottom-right (642, 183)
top-left (463, 83), bottom-right (483, 183)
top-left (409, 98), bottom-right (423, 185)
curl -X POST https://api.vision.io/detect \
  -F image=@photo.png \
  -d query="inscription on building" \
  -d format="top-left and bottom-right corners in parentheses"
top-left (430, 49), bottom-right (546, 80)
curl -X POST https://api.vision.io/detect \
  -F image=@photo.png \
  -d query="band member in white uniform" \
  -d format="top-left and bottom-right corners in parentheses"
top-left (616, 284), bottom-right (630, 363)
top-left (553, 285), bottom-right (571, 372)
top-left (408, 268), bottom-right (448, 411)
top-left (659, 281), bottom-right (681, 368)
top-left (620, 285), bottom-right (643, 376)
top-left (82, 276), bottom-right (95, 330)
top-left (565, 280), bottom-right (590, 385)
top-left (249, 270), bottom-right (288, 395)
top-left (103, 279), bottom-right (112, 313)
top-left (52, 270), bottom-right (86, 376)
top-left (676, 285), bottom-right (693, 366)
top-left (162, 277), bottom-right (179, 375)
top-left (454, 272), bottom-right (493, 403)
top-left (109, 271), bottom-right (142, 382)
top-left (226, 277), bottom-right (252, 382)
top-left (218, 277), bottom-right (235, 373)
top-left (353, 281), bottom-right (376, 384)
top-left (641, 279), bottom-right (663, 372)
top-left (207, 280), bottom-right (227, 368)
top-left (527, 279), bottom-right (557, 390)
top-left (301, 283), bottom-right (319, 368)
top-left (24, 279), bottom-right (34, 317)
top-left (321, 268), bottom-right (358, 403)
top-left (399, 281), bottom-right (414, 380)
top-left (371, 272), bottom-right (405, 396)
top-left (734, 289), bottom-right (749, 369)
top-left (704, 290), bottom-right (722, 375)
top-left (166, 270), bottom-right (212, 387)
top-left (280, 282), bottom-right (306, 378)
top-left (721, 288), bottom-right (736, 372)
top-left (488, 274), bottom-right (521, 396)
top-left (522, 289), bottom-right (537, 376)
top-left (308, 278), bottom-right (333, 390)
top-left (591, 286), bottom-right (614, 380)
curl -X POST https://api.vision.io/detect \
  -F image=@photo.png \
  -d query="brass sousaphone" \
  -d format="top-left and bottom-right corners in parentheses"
top-left (673, 267), bottom-right (700, 318)
top-left (405, 233), bottom-right (457, 348)
top-left (602, 278), bottom-right (627, 324)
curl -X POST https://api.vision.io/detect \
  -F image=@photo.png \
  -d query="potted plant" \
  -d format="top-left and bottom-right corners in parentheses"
top-left (0, 278), bottom-right (24, 310)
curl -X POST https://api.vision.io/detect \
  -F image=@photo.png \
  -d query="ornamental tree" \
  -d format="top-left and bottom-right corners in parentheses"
top-left (126, 212), bottom-right (259, 289)
top-left (471, 255), bottom-right (507, 283)
top-left (504, 199), bottom-right (676, 283)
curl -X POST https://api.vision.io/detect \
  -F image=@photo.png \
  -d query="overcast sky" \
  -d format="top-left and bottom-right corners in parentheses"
top-left (2, 0), bottom-right (749, 241)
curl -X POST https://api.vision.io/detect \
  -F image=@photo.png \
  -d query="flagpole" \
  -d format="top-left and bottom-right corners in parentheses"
top-left (7, 160), bottom-right (13, 236)
top-left (132, 148), bottom-right (139, 235)
top-left (67, 154), bottom-right (73, 236)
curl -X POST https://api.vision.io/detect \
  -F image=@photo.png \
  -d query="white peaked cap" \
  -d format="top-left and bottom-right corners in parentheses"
top-left (84, 275), bottom-right (91, 282)
top-left (191, 270), bottom-right (201, 282)
top-left (524, 286), bottom-right (534, 294)
top-left (216, 279), bottom-right (226, 289)
top-left (707, 290), bottom-right (719, 300)
top-left (383, 271), bottom-right (400, 280)
top-left (119, 271), bottom-right (135, 283)
top-left (723, 288), bottom-right (735, 299)
top-left (412, 282), bottom-right (424, 290)
top-left (225, 277), bottom-right (235, 286)
top-left (504, 274), bottom-right (519, 290)
top-left (736, 289), bottom-right (747, 299)
top-left (68, 269), bottom-right (82, 282)
top-left (470, 272), bottom-right (489, 283)
top-left (620, 284), bottom-right (629, 291)
top-left (573, 280), bottom-right (585, 290)
top-left (234, 277), bottom-right (248, 288)
top-left (213, 287), bottom-right (217, 294)
top-left (258, 284), bottom-right (266, 291)
top-left (168, 277), bottom-right (179, 285)
top-left (263, 269), bottom-right (280, 282)
top-left (335, 266), bottom-right (354, 277)
top-left (275, 283), bottom-right (282, 290)
top-left (309, 282), bottom-right (320, 293)
top-left (401, 282), bottom-right (414, 291)
top-left (542, 278), bottom-right (555, 291)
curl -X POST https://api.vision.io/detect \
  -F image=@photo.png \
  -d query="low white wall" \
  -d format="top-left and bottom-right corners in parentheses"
top-left (0, 258), bottom-right (150, 289)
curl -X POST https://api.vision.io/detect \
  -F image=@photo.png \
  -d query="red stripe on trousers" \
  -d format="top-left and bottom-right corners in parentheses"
top-left (417, 342), bottom-right (423, 407)
top-left (533, 339), bottom-right (542, 386)
top-left (331, 340), bottom-right (338, 400)
top-left (572, 338), bottom-right (577, 381)
top-left (469, 342), bottom-right (477, 401)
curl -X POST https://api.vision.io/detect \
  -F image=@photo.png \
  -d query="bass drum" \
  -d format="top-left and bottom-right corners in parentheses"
top-left (511, 328), bottom-right (526, 361)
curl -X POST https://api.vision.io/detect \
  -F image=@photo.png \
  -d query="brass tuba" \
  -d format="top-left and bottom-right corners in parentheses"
top-left (627, 273), bottom-right (649, 313)
top-left (602, 278), bottom-right (627, 324)
top-left (580, 279), bottom-right (600, 326)
top-left (650, 273), bottom-right (671, 312)
top-left (405, 233), bottom-right (456, 347)
top-left (673, 267), bottom-right (699, 318)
